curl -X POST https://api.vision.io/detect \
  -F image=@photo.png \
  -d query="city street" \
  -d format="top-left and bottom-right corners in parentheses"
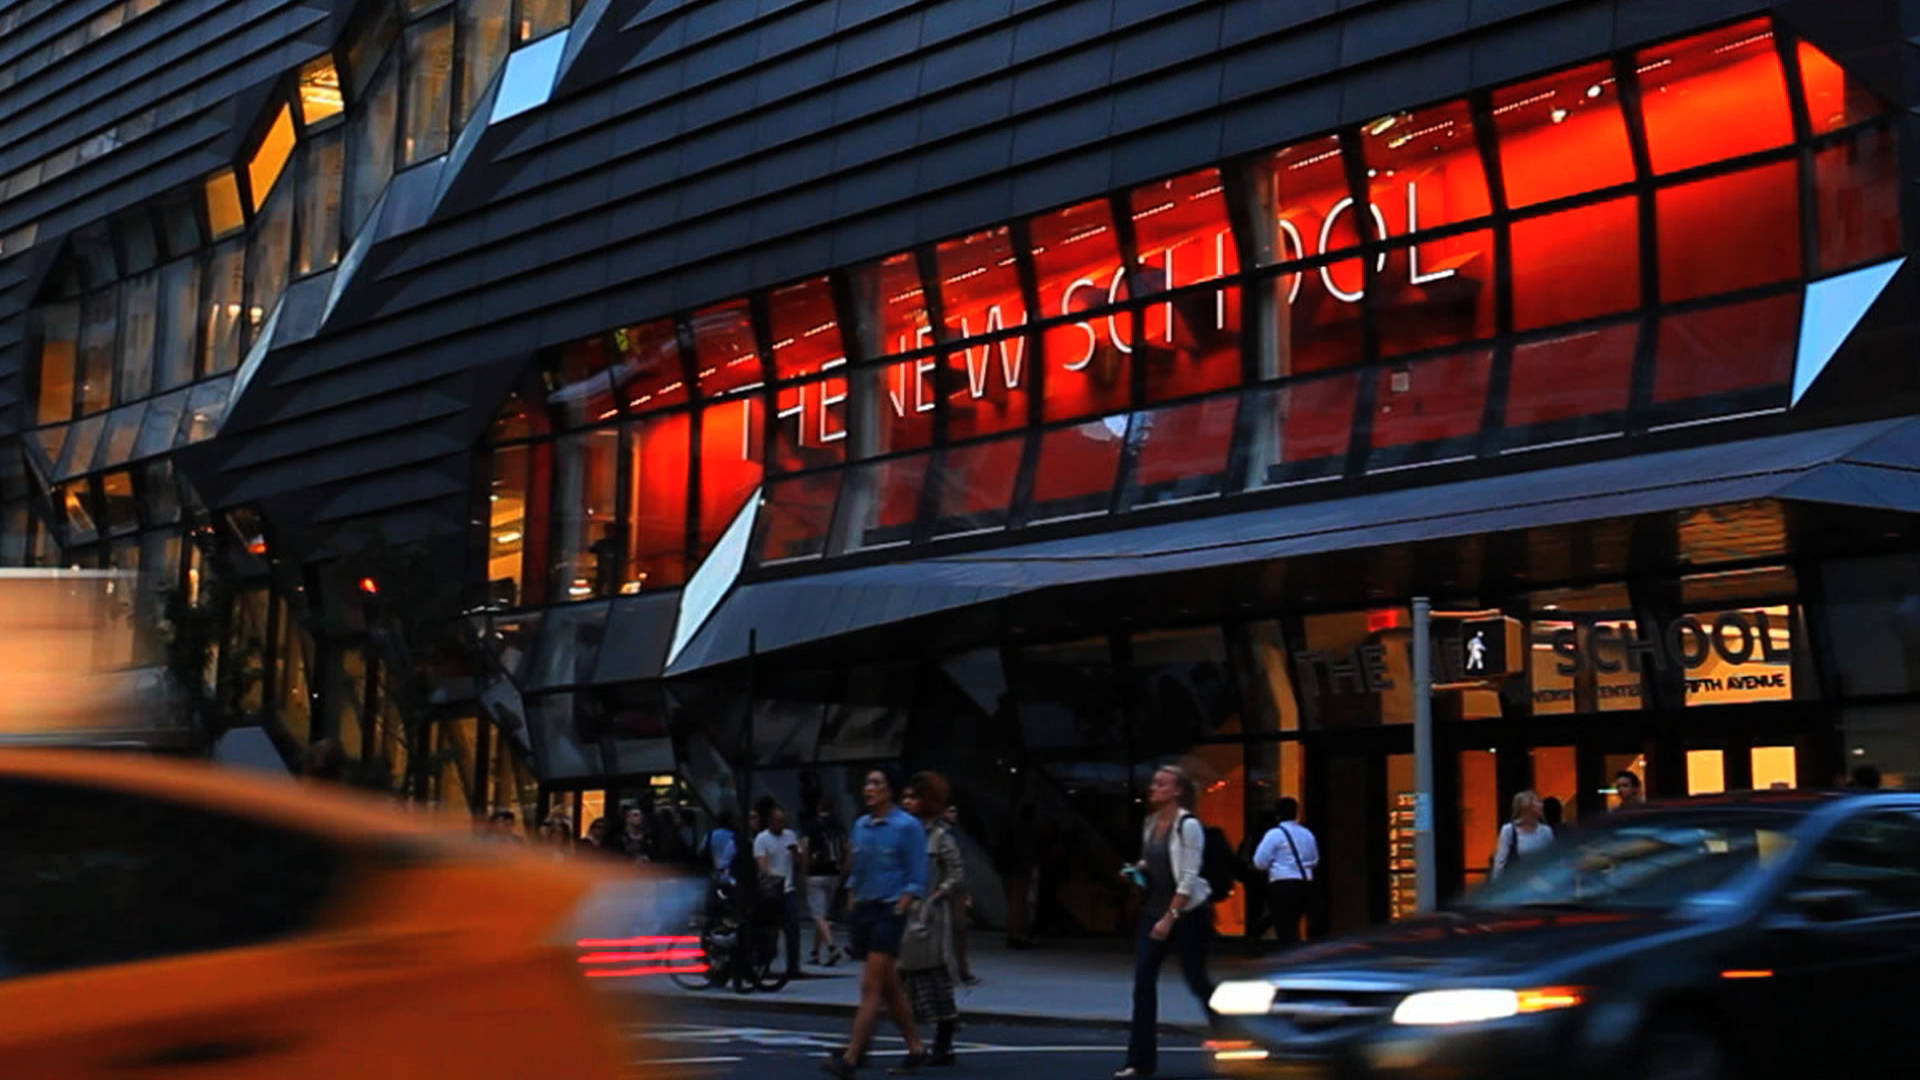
top-left (626, 998), bottom-right (1218, 1079)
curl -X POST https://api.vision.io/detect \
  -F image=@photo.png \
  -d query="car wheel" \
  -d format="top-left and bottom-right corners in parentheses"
top-left (1640, 1022), bottom-right (1729, 1080)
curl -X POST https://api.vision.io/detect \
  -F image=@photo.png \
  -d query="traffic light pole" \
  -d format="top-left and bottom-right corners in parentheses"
top-left (1412, 596), bottom-right (1438, 913)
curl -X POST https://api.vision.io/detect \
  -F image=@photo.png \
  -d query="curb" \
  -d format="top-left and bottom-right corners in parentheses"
top-left (632, 985), bottom-right (1207, 1036)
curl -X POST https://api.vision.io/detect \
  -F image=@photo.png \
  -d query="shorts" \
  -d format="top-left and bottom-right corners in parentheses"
top-left (847, 900), bottom-right (906, 959)
top-left (806, 875), bottom-right (838, 921)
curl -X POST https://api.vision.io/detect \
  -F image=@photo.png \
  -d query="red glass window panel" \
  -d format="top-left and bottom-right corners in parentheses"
top-left (1124, 395), bottom-right (1239, 509)
top-left (849, 359), bottom-right (936, 457)
top-left (1504, 321), bottom-right (1638, 428)
top-left (1266, 258), bottom-right (1368, 377)
top-left (947, 335), bottom-right (1031, 440)
top-left (773, 372), bottom-right (848, 472)
top-left (1042, 304), bottom-right (1133, 420)
top-left (936, 226), bottom-right (1025, 343)
top-left (627, 411), bottom-right (689, 590)
top-left (1244, 374), bottom-right (1358, 487)
top-left (1129, 167), bottom-right (1239, 296)
top-left (1816, 125), bottom-right (1903, 273)
top-left (1143, 285), bottom-right (1242, 401)
top-left (839, 453), bottom-right (930, 551)
top-left (1510, 197), bottom-right (1641, 332)
top-left (1798, 40), bottom-right (1888, 136)
top-left (1031, 199), bottom-right (1125, 324)
top-left (1638, 20), bottom-right (1792, 175)
top-left (1493, 61), bottom-right (1636, 209)
top-left (1370, 349), bottom-right (1492, 450)
top-left (549, 336), bottom-right (619, 428)
top-left (1376, 229), bottom-right (1495, 357)
top-left (757, 472), bottom-right (842, 562)
top-left (1363, 100), bottom-right (1490, 235)
top-left (852, 250), bottom-right (933, 358)
top-left (611, 318), bottom-right (687, 415)
top-left (1029, 417), bottom-right (1126, 521)
top-left (934, 434), bottom-right (1023, 536)
top-left (1255, 135), bottom-right (1358, 267)
top-left (1651, 292), bottom-right (1798, 405)
top-left (696, 396), bottom-right (763, 554)
top-left (690, 299), bottom-right (763, 396)
top-left (768, 276), bottom-right (844, 382)
top-left (490, 391), bottom-right (535, 442)
top-left (1657, 161), bottom-right (1801, 303)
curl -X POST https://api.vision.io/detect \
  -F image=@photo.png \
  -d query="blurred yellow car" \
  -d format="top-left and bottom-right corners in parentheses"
top-left (0, 748), bottom-right (691, 1078)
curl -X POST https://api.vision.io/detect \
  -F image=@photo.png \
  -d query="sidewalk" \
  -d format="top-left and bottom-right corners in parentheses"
top-left (630, 934), bottom-right (1267, 1031)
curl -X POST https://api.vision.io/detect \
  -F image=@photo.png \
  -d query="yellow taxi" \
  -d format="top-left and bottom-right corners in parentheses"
top-left (0, 747), bottom-right (694, 1078)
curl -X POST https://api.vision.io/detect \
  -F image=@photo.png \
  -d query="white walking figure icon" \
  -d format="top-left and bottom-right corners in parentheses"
top-left (1465, 630), bottom-right (1487, 672)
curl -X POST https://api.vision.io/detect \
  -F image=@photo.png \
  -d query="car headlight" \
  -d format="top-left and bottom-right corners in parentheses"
top-left (1391, 987), bottom-right (1585, 1026)
top-left (1210, 980), bottom-right (1278, 1016)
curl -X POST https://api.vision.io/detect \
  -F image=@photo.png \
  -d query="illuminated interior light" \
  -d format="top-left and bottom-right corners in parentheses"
top-left (886, 288), bottom-right (925, 303)
top-left (1288, 147), bottom-right (1343, 170)
top-left (1191, 185), bottom-right (1224, 199)
top-left (1636, 58), bottom-right (1672, 75)
top-left (1131, 200), bottom-right (1177, 220)
top-left (943, 265), bottom-right (990, 285)
top-left (698, 367), bottom-right (717, 378)
top-left (1061, 226), bottom-right (1110, 246)
top-left (1711, 31), bottom-right (1773, 55)
top-left (493, 531), bottom-right (522, 544)
top-left (1492, 90), bottom-right (1557, 116)
top-left (1366, 115), bottom-right (1398, 135)
top-left (1720, 970), bottom-right (1774, 980)
top-left (1367, 168), bottom-right (1378, 178)
top-left (772, 337), bottom-right (796, 349)
top-left (1551, 108), bottom-right (1569, 124)
top-left (1587, 84), bottom-right (1604, 98)
top-left (802, 321), bottom-right (835, 337)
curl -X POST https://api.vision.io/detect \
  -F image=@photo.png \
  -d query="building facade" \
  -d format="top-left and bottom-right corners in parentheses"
top-left (5, 0), bottom-right (1920, 934)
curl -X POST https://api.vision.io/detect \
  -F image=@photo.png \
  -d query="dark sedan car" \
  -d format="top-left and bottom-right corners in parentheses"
top-left (1208, 792), bottom-right (1920, 1080)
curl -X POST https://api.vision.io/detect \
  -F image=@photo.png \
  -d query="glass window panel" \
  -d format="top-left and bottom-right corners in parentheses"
top-left (1260, 253), bottom-right (1369, 379)
top-left (116, 211), bottom-right (158, 275)
top-left (1504, 320), bottom-right (1638, 430)
top-left (772, 372), bottom-right (848, 472)
top-left (1493, 60), bottom-right (1636, 209)
top-left (1658, 161), bottom-right (1801, 303)
top-left (850, 358), bottom-right (936, 457)
top-left (1142, 283), bottom-right (1241, 401)
top-left (1510, 197), bottom-right (1641, 332)
top-left (1252, 135), bottom-right (1355, 268)
top-left (348, 51), bottom-right (399, 235)
top-left (143, 459), bottom-right (180, 525)
top-left (247, 186), bottom-right (294, 333)
top-left (0, 505), bottom-right (25, 566)
top-left (548, 336), bottom-right (618, 428)
top-left (297, 55), bottom-right (344, 125)
top-left (1650, 292), bottom-right (1798, 407)
top-left (204, 169), bottom-right (245, 239)
top-left (930, 336), bottom-right (1024, 445)
top-left (1128, 167), bottom-right (1238, 297)
top-left (935, 227), bottom-right (1025, 344)
top-left (1375, 229), bottom-right (1494, 356)
top-left (155, 257), bottom-right (199, 390)
top-left (932, 434), bottom-right (1022, 536)
top-left (77, 289), bottom-right (116, 417)
top-left (1238, 621), bottom-right (1303, 733)
top-left (1242, 374), bottom-right (1358, 488)
top-left (1297, 609), bottom-right (1416, 727)
top-left (403, 15), bottom-right (454, 165)
top-left (626, 410), bottom-right (689, 591)
top-left (1798, 40), bottom-right (1887, 135)
top-left (1370, 347), bottom-right (1491, 458)
top-left (696, 396), bottom-right (764, 555)
top-left (458, 0), bottom-right (512, 125)
top-left (610, 318), bottom-right (687, 414)
top-left (517, 0), bottom-right (569, 42)
top-left (1682, 605), bottom-right (1797, 708)
top-left (36, 300), bottom-right (78, 425)
top-left (59, 414), bottom-right (106, 478)
top-left (179, 377), bottom-right (233, 445)
top-left (297, 127), bottom-right (344, 274)
top-left (1042, 228), bottom-right (1134, 420)
top-left (1816, 125), bottom-right (1902, 273)
top-left (768, 275), bottom-right (843, 382)
top-left (116, 271), bottom-right (158, 403)
top-left (60, 481), bottom-right (98, 542)
top-left (756, 472), bottom-right (842, 562)
top-left (157, 190), bottom-right (202, 259)
top-left (1132, 628), bottom-right (1243, 744)
top-left (549, 429), bottom-right (619, 601)
top-left (1638, 20), bottom-right (1792, 175)
top-left (248, 105), bottom-right (297, 209)
top-left (837, 453), bottom-right (929, 551)
top-left (346, 2), bottom-right (399, 97)
top-left (101, 471), bottom-right (138, 535)
top-left (1363, 99), bottom-right (1490, 233)
top-left (1122, 395), bottom-right (1237, 509)
top-left (201, 240), bottom-right (248, 375)
top-left (691, 300), bottom-right (763, 396)
top-left (851, 250), bottom-right (931, 358)
top-left (1028, 416), bottom-right (1126, 523)
top-left (488, 443), bottom-right (531, 607)
top-left (135, 389), bottom-right (188, 459)
top-left (99, 402), bottom-right (143, 469)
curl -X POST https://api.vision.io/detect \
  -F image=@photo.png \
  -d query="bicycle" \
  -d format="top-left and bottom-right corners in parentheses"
top-left (670, 878), bottom-right (790, 993)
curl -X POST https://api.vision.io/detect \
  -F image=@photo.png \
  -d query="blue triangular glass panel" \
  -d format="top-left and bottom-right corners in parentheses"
top-left (1795, 257), bottom-right (1905, 405)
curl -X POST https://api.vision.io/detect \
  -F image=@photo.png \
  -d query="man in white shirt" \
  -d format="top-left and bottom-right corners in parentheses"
top-left (754, 802), bottom-right (804, 978)
top-left (1251, 797), bottom-right (1319, 948)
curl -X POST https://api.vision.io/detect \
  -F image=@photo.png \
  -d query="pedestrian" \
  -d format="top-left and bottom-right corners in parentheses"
top-left (679, 808), bottom-right (701, 866)
top-left (802, 794), bottom-right (848, 967)
top-left (709, 810), bottom-right (740, 883)
top-left (1237, 806), bottom-right (1277, 944)
top-left (586, 816), bottom-right (610, 850)
top-left (540, 814), bottom-right (575, 857)
top-left (1541, 795), bottom-right (1564, 831)
top-left (754, 798), bottom-right (805, 980)
top-left (489, 809), bottom-right (523, 842)
top-left (938, 802), bottom-right (976, 984)
top-left (820, 766), bottom-right (929, 1078)
top-left (299, 738), bottom-right (346, 783)
top-left (1251, 797), bottom-right (1318, 949)
top-left (618, 805), bottom-right (651, 861)
top-left (1612, 770), bottom-right (1645, 809)
top-left (1116, 765), bottom-right (1216, 1080)
top-left (1492, 790), bottom-right (1554, 879)
top-left (901, 773), bottom-right (965, 1066)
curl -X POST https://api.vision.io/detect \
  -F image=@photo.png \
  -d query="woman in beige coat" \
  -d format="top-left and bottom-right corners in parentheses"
top-left (899, 771), bottom-right (965, 1066)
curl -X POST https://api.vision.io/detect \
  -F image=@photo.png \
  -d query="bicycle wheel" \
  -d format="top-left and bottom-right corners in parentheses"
top-left (670, 923), bottom-right (725, 991)
top-left (752, 930), bottom-right (791, 992)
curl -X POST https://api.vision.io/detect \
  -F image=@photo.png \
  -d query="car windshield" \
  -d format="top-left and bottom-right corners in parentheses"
top-left (1459, 809), bottom-right (1804, 912)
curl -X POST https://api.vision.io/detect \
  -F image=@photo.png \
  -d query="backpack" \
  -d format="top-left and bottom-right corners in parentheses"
top-left (1181, 813), bottom-right (1239, 903)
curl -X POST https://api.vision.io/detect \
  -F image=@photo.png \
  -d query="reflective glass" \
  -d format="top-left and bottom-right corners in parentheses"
top-left (1251, 136), bottom-right (1354, 267)
top-left (610, 318), bottom-right (687, 413)
top-left (204, 170), bottom-right (245, 239)
top-left (1375, 230), bottom-right (1494, 356)
top-left (1142, 283), bottom-right (1242, 401)
top-left (837, 453), bottom-right (930, 551)
top-left (757, 472), bottom-right (842, 562)
top-left (348, 51), bottom-right (399, 234)
top-left (851, 250), bottom-right (931, 358)
top-left (773, 372), bottom-right (848, 472)
top-left (101, 472), bottom-right (138, 535)
top-left (548, 336), bottom-right (618, 428)
top-left (1504, 320), bottom-right (1638, 430)
top-left (1129, 167), bottom-right (1238, 295)
top-left (155, 257), bottom-right (199, 389)
top-left (1122, 395), bottom-right (1237, 509)
top-left (1493, 60), bottom-right (1635, 209)
top-left (99, 402), bottom-right (143, 469)
top-left (1638, 20), bottom-right (1792, 175)
top-left (403, 14), bottom-right (454, 165)
top-left (691, 300), bottom-right (763, 396)
top-left (1798, 40), bottom-right (1886, 136)
top-left (1041, 298), bottom-right (1132, 420)
top-left (1031, 199), bottom-right (1125, 326)
top-left (297, 125), bottom-right (344, 275)
top-left (248, 105), bottom-right (297, 209)
top-left (1815, 125), bottom-right (1902, 273)
top-left (1369, 348), bottom-right (1492, 457)
top-left (850, 358), bottom-right (935, 457)
top-left (1657, 161), bottom-right (1800, 303)
top-left (78, 289), bottom-right (116, 417)
top-left (247, 186), bottom-right (294, 334)
top-left (1362, 99), bottom-right (1490, 233)
top-left (696, 397), bottom-right (764, 555)
top-left (627, 410), bottom-right (690, 590)
top-left (1260, 247), bottom-right (1369, 379)
top-left (1131, 628), bottom-right (1243, 743)
top-left (936, 227), bottom-right (1025, 343)
top-left (143, 459), bottom-right (180, 525)
top-left (768, 276), bottom-right (843, 381)
top-left (36, 301), bottom-right (77, 426)
top-left (549, 429), bottom-right (619, 601)
top-left (59, 415), bottom-right (107, 479)
top-left (297, 55), bottom-right (344, 125)
top-left (1028, 417), bottom-right (1126, 522)
top-left (517, 0), bottom-right (569, 42)
top-left (488, 442), bottom-right (532, 606)
top-left (1650, 292), bottom-right (1798, 407)
top-left (932, 434), bottom-right (1023, 536)
top-left (458, 0), bottom-right (512, 125)
top-left (180, 377), bottom-right (233, 444)
top-left (201, 240), bottom-right (248, 375)
top-left (59, 482), bottom-right (98, 542)
top-left (939, 332), bottom-right (1028, 441)
top-left (134, 389), bottom-right (189, 459)
top-left (116, 271), bottom-right (158, 403)
top-left (1242, 374), bottom-right (1358, 487)
top-left (1510, 197), bottom-right (1640, 332)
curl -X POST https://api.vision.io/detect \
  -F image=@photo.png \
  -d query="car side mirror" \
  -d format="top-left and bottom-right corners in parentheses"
top-left (1785, 887), bottom-right (1867, 924)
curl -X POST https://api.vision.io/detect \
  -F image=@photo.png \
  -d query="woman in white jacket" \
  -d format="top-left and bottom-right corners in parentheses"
top-left (1115, 765), bottom-right (1215, 1079)
top-left (1491, 790), bottom-right (1554, 878)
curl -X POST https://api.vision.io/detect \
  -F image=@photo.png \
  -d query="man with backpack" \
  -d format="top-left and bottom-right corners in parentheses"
top-left (1251, 797), bottom-right (1319, 949)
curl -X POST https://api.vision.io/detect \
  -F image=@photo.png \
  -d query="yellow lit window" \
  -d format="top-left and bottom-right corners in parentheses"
top-left (248, 105), bottom-right (297, 210)
top-left (298, 55), bottom-right (344, 125)
top-left (205, 170), bottom-right (245, 237)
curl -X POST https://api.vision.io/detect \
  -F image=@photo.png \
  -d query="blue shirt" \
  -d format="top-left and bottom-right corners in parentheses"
top-left (847, 806), bottom-right (928, 903)
top-left (709, 827), bottom-right (737, 876)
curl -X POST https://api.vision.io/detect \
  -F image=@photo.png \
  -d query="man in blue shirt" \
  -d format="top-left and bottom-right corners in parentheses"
top-left (823, 766), bottom-right (928, 1077)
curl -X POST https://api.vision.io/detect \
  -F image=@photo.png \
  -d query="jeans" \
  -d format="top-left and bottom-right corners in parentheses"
top-left (1126, 905), bottom-right (1215, 1074)
top-left (1266, 880), bottom-right (1311, 947)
